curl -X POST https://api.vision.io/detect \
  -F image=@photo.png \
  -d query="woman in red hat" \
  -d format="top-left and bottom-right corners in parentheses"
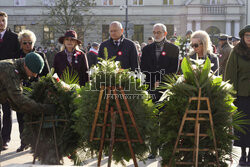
top-left (53, 30), bottom-right (89, 86)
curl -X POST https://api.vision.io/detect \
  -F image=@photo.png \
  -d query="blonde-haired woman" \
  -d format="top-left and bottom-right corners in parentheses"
top-left (53, 30), bottom-right (89, 86)
top-left (188, 30), bottom-right (219, 75)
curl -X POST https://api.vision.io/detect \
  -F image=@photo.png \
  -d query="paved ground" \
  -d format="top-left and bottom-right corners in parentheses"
top-left (0, 113), bottom-right (243, 167)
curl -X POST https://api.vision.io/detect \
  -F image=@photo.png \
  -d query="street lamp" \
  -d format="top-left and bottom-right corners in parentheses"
top-left (120, 0), bottom-right (128, 38)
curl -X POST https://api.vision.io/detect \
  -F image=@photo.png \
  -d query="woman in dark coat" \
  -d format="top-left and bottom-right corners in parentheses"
top-left (187, 30), bottom-right (219, 76)
top-left (53, 30), bottom-right (89, 86)
top-left (225, 25), bottom-right (250, 166)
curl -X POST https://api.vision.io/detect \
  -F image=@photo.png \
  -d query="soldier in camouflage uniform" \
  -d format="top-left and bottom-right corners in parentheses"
top-left (0, 52), bottom-right (54, 151)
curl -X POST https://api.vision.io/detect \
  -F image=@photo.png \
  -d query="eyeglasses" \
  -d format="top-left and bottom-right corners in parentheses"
top-left (153, 31), bottom-right (164, 35)
top-left (22, 42), bottom-right (32, 45)
top-left (191, 43), bottom-right (202, 48)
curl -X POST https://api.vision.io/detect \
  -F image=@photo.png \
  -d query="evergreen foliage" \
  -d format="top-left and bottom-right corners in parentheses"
top-left (22, 74), bottom-right (79, 165)
top-left (73, 49), bottom-right (155, 165)
top-left (157, 57), bottom-right (244, 166)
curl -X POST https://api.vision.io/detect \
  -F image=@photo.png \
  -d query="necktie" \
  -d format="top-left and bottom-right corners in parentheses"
top-left (115, 41), bottom-right (119, 47)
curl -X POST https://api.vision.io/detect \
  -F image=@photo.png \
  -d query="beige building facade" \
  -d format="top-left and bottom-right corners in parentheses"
top-left (0, 0), bottom-right (247, 47)
top-left (247, 0), bottom-right (250, 24)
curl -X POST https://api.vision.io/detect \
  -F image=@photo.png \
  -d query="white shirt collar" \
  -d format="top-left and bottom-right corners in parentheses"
top-left (0, 29), bottom-right (7, 39)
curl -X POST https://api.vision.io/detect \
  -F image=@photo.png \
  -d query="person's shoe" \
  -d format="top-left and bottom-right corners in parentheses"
top-left (0, 145), bottom-right (7, 151)
top-left (147, 154), bottom-right (156, 159)
top-left (16, 144), bottom-right (29, 152)
top-left (2, 142), bottom-right (8, 147)
top-left (239, 155), bottom-right (247, 166)
top-left (246, 154), bottom-right (250, 166)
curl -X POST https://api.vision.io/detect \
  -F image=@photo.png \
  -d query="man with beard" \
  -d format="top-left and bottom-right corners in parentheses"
top-left (140, 23), bottom-right (179, 159)
top-left (141, 23), bottom-right (179, 100)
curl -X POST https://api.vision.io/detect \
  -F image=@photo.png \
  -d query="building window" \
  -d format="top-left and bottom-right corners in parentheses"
top-left (132, 25), bottom-right (144, 44)
top-left (14, 25), bottom-right (26, 33)
top-left (165, 24), bottom-right (174, 39)
top-left (43, 0), bottom-right (55, 6)
top-left (43, 26), bottom-right (54, 42)
top-left (102, 25), bottom-right (109, 41)
top-left (209, 0), bottom-right (220, 5)
top-left (133, 0), bottom-right (143, 6)
top-left (206, 26), bottom-right (220, 45)
top-left (14, 0), bottom-right (26, 6)
top-left (102, 0), bottom-right (113, 6)
top-left (163, 0), bottom-right (173, 5)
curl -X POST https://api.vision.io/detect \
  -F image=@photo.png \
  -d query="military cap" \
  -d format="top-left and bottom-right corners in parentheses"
top-left (92, 42), bottom-right (100, 47)
top-left (232, 36), bottom-right (240, 42)
top-left (218, 34), bottom-right (229, 40)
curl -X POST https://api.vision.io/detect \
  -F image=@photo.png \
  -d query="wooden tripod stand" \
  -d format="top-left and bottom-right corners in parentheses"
top-left (27, 113), bottom-right (68, 164)
top-left (168, 88), bottom-right (219, 167)
top-left (90, 86), bottom-right (143, 167)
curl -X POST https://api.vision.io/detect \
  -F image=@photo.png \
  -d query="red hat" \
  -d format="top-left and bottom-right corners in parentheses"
top-left (58, 30), bottom-right (82, 45)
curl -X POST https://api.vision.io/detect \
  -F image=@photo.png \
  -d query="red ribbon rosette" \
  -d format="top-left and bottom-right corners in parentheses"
top-left (117, 51), bottom-right (122, 56)
top-left (74, 51), bottom-right (81, 63)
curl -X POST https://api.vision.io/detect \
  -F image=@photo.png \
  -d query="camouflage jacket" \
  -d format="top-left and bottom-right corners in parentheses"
top-left (0, 58), bottom-right (48, 113)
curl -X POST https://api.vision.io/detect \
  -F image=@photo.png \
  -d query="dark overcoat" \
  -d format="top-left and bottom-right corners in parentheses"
top-left (0, 28), bottom-right (20, 60)
top-left (98, 37), bottom-right (139, 71)
top-left (53, 50), bottom-right (89, 86)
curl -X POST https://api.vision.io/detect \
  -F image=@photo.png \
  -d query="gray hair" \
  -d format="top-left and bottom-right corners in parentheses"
top-left (190, 30), bottom-right (213, 56)
top-left (18, 29), bottom-right (36, 48)
top-left (110, 21), bottom-right (123, 29)
top-left (153, 23), bottom-right (167, 32)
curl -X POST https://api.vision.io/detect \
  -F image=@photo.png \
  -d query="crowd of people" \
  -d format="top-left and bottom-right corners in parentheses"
top-left (1, 10), bottom-right (250, 165)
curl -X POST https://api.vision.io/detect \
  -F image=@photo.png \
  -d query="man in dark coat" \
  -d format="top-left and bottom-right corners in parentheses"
top-left (98, 21), bottom-right (139, 71)
top-left (140, 23), bottom-right (179, 159)
top-left (0, 11), bottom-right (20, 151)
top-left (141, 23), bottom-right (179, 99)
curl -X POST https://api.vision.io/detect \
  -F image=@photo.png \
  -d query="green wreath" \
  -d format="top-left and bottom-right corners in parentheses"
top-left (22, 74), bottom-right (80, 165)
top-left (157, 57), bottom-right (247, 166)
top-left (73, 48), bottom-right (155, 165)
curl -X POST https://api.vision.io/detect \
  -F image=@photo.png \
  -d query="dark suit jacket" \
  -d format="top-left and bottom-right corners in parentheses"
top-left (189, 53), bottom-right (219, 76)
top-left (53, 50), bottom-right (89, 86)
top-left (98, 36), bottom-right (138, 71)
top-left (87, 50), bottom-right (98, 68)
top-left (0, 28), bottom-right (20, 60)
top-left (140, 41), bottom-right (179, 89)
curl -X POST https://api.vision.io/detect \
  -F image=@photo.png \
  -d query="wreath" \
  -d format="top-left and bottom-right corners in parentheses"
top-left (22, 72), bottom-right (80, 165)
top-left (157, 57), bottom-right (247, 166)
top-left (175, 36), bottom-right (191, 59)
top-left (73, 48), bottom-right (155, 165)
